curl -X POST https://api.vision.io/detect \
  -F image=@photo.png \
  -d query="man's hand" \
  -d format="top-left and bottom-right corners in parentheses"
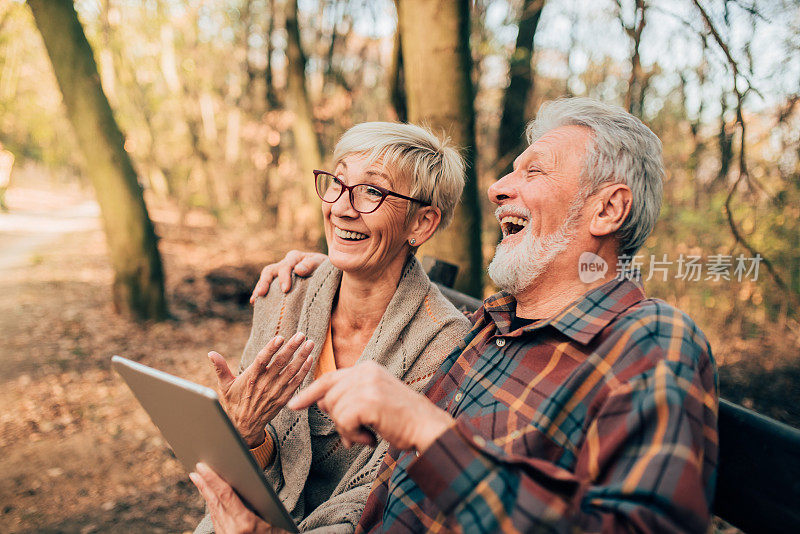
top-left (287, 362), bottom-right (454, 453)
top-left (250, 250), bottom-right (328, 301)
top-left (210, 333), bottom-right (315, 447)
top-left (190, 462), bottom-right (288, 534)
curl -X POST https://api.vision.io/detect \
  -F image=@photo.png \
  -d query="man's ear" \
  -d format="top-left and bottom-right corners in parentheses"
top-left (407, 206), bottom-right (442, 246)
top-left (588, 184), bottom-right (632, 238)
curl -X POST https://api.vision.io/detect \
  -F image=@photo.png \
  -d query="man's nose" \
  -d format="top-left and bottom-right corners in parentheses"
top-left (488, 171), bottom-right (517, 205)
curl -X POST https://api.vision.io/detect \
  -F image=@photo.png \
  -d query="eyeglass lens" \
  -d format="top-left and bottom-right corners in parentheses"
top-left (315, 173), bottom-right (384, 213)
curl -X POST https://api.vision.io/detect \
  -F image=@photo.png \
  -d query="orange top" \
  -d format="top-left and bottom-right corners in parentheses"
top-left (314, 321), bottom-right (337, 379)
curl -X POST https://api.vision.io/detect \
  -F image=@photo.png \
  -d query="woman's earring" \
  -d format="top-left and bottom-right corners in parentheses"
top-left (409, 238), bottom-right (416, 246)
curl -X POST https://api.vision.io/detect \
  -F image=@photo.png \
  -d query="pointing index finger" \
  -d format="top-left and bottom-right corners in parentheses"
top-left (287, 370), bottom-right (340, 410)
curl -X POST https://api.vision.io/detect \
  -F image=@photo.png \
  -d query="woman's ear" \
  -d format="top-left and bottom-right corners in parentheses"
top-left (589, 184), bottom-right (632, 238)
top-left (407, 206), bottom-right (442, 246)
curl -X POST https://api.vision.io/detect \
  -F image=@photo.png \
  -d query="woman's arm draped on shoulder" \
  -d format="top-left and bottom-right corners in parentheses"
top-left (251, 251), bottom-right (328, 301)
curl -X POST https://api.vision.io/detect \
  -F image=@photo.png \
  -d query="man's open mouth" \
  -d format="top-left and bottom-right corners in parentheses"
top-left (500, 215), bottom-right (528, 238)
top-left (334, 226), bottom-right (369, 241)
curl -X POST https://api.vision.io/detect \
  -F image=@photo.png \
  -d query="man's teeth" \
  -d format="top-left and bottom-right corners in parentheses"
top-left (500, 216), bottom-right (528, 227)
top-left (499, 215), bottom-right (528, 236)
top-left (334, 227), bottom-right (368, 240)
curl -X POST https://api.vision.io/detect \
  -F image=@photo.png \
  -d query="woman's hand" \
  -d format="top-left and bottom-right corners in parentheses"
top-left (250, 250), bottom-right (328, 301)
top-left (209, 333), bottom-right (315, 447)
top-left (190, 462), bottom-right (289, 534)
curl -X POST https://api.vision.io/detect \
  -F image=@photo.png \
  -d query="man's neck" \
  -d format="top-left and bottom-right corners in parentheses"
top-left (513, 271), bottom-right (614, 320)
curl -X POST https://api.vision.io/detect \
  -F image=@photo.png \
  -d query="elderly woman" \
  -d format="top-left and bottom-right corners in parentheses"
top-left (193, 122), bottom-right (471, 533)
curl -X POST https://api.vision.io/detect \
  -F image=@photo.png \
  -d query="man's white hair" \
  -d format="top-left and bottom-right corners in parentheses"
top-left (333, 122), bottom-right (465, 230)
top-left (526, 98), bottom-right (664, 256)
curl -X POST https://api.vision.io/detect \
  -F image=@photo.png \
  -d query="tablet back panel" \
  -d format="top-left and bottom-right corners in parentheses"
top-left (112, 356), bottom-right (297, 532)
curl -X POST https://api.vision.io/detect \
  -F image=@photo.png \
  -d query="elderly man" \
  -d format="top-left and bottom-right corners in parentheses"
top-left (193, 98), bottom-right (717, 533)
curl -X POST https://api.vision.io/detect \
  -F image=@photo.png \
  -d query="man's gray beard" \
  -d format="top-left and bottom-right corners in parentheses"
top-left (488, 199), bottom-right (584, 296)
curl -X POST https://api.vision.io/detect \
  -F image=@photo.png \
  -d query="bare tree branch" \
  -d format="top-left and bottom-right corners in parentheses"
top-left (691, 0), bottom-right (763, 100)
top-left (693, 0), bottom-right (797, 303)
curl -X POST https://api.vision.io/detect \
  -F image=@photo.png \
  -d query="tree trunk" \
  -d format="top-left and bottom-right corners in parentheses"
top-left (265, 0), bottom-right (279, 109)
top-left (618, 0), bottom-right (648, 118)
top-left (398, 0), bottom-right (482, 296)
top-left (28, 0), bottom-right (167, 320)
top-left (285, 0), bottom-right (324, 243)
top-left (285, 0), bottom-right (323, 190)
top-left (497, 0), bottom-right (545, 176)
top-left (388, 7), bottom-right (407, 122)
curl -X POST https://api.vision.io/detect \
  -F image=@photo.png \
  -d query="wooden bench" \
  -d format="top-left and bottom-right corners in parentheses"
top-left (422, 257), bottom-right (800, 533)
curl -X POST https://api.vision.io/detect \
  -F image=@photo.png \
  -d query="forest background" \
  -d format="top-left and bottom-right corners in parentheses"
top-left (1, 0), bottom-right (799, 531)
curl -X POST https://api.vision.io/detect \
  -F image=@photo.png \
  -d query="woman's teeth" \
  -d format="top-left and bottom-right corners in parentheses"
top-left (334, 227), bottom-right (368, 241)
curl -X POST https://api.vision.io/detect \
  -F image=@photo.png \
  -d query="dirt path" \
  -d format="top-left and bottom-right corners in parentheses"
top-left (0, 186), bottom-right (294, 532)
top-left (0, 199), bottom-right (100, 270)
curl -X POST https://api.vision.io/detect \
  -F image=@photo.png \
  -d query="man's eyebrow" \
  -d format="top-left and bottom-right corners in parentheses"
top-left (512, 151), bottom-right (548, 172)
top-left (527, 150), bottom-right (553, 167)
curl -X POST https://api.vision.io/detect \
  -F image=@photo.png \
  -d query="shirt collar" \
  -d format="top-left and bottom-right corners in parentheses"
top-left (483, 277), bottom-right (647, 345)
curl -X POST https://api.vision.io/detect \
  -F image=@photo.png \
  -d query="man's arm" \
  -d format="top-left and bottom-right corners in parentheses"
top-left (406, 361), bottom-right (715, 533)
top-left (250, 250), bottom-right (326, 301)
top-left (404, 314), bottom-right (718, 533)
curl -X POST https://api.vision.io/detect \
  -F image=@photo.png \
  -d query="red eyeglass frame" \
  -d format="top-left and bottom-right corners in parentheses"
top-left (313, 170), bottom-right (431, 214)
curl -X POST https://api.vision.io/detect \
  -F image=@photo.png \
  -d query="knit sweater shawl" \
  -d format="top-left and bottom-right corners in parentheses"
top-left (195, 256), bottom-right (470, 533)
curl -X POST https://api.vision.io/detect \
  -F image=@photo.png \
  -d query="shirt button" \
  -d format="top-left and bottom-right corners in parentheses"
top-left (454, 392), bottom-right (463, 402)
top-left (473, 435), bottom-right (486, 447)
top-left (495, 338), bottom-right (506, 347)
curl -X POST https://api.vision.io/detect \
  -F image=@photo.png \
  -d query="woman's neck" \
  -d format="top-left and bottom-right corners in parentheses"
top-left (334, 259), bottom-right (406, 331)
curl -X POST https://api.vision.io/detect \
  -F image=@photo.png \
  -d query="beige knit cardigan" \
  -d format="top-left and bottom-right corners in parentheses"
top-left (195, 257), bottom-right (470, 533)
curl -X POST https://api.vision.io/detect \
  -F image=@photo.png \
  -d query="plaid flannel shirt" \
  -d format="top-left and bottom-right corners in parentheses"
top-left (357, 278), bottom-right (718, 533)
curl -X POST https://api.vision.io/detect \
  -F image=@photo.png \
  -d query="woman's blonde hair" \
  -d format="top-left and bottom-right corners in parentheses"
top-left (332, 122), bottom-right (465, 230)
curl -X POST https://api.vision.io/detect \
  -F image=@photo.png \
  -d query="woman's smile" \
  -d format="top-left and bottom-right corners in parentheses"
top-left (332, 225), bottom-right (369, 242)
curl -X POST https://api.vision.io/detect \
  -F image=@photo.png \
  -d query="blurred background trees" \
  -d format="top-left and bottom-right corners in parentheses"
top-left (2, 2), bottom-right (799, 529)
top-left (2, 0), bottom-right (799, 379)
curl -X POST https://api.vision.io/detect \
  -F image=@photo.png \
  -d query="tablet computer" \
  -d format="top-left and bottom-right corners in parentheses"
top-left (111, 355), bottom-right (298, 532)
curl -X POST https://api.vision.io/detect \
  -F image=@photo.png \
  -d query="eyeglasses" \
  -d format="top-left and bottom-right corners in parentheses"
top-left (313, 170), bottom-right (431, 214)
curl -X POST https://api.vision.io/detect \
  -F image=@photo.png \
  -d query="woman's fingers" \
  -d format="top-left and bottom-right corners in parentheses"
top-left (190, 465), bottom-right (227, 523)
top-left (280, 354), bottom-right (314, 402)
top-left (250, 335), bottom-right (286, 374)
top-left (208, 351), bottom-right (236, 393)
top-left (192, 463), bottom-right (261, 533)
top-left (265, 332), bottom-right (306, 372)
top-left (281, 339), bottom-right (315, 379)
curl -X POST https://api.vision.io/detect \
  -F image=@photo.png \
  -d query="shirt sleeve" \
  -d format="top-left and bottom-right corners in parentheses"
top-left (406, 319), bottom-right (718, 533)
